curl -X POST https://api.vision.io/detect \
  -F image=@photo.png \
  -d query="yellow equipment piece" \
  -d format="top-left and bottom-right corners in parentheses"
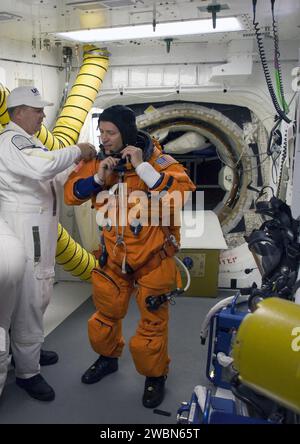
top-left (0, 83), bottom-right (10, 126)
top-left (56, 224), bottom-right (97, 280)
top-left (232, 297), bottom-right (300, 414)
top-left (0, 46), bottom-right (109, 281)
top-left (37, 45), bottom-right (109, 151)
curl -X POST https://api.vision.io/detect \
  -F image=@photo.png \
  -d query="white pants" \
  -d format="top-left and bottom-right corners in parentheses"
top-left (0, 216), bottom-right (25, 396)
top-left (0, 203), bottom-right (58, 385)
top-left (0, 281), bottom-right (20, 396)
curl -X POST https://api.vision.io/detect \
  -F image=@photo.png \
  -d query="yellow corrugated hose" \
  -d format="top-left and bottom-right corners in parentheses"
top-left (0, 83), bottom-right (10, 126)
top-left (56, 224), bottom-right (97, 280)
top-left (0, 45), bottom-right (109, 281)
top-left (37, 45), bottom-right (109, 151)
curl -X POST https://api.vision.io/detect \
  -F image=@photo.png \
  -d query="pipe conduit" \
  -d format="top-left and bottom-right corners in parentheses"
top-left (56, 224), bottom-right (97, 280)
top-left (36, 45), bottom-right (109, 150)
top-left (0, 45), bottom-right (109, 281)
top-left (0, 83), bottom-right (10, 127)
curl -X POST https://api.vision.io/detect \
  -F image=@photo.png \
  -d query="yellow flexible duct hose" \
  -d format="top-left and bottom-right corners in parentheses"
top-left (53, 46), bottom-right (109, 280)
top-left (37, 45), bottom-right (109, 150)
top-left (56, 224), bottom-right (97, 280)
top-left (0, 83), bottom-right (10, 127)
top-left (0, 46), bottom-right (109, 281)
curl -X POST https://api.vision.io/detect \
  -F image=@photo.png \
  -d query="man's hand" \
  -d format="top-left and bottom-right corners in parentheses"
top-left (77, 143), bottom-right (97, 161)
top-left (121, 146), bottom-right (143, 168)
top-left (95, 156), bottom-right (120, 185)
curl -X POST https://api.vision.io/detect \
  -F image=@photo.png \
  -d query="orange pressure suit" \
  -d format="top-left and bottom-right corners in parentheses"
top-left (64, 132), bottom-right (195, 377)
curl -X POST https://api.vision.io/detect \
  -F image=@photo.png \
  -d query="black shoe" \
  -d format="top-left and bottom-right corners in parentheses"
top-left (142, 376), bottom-right (167, 409)
top-left (16, 374), bottom-right (55, 401)
top-left (11, 349), bottom-right (58, 368)
top-left (39, 350), bottom-right (59, 366)
top-left (81, 355), bottom-right (118, 384)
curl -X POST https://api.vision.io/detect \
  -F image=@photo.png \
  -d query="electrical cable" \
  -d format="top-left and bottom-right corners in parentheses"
top-left (252, 0), bottom-right (291, 123)
top-left (271, 0), bottom-right (289, 114)
top-left (271, 151), bottom-right (280, 184)
top-left (55, 47), bottom-right (73, 123)
top-left (267, 117), bottom-right (282, 155)
top-left (215, 144), bottom-right (270, 174)
top-left (266, 118), bottom-right (283, 185)
top-left (145, 254), bottom-right (191, 312)
top-left (275, 127), bottom-right (288, 197)
top-left (241, 154), bottom-right (270, 173)
top-left (242, 151), bottom-right (269, 157)
top-left (230, 383), bottom-right (269, 419)
top-left (287, 91), bottom-right (297, 108)
top-left (175, 255), bottom-right (191, 292)
top-left (200, 294), bottom-right (250, 343)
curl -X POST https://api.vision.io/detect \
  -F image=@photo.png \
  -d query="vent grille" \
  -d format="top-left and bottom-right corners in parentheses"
top-left (66, 1), bottom-right (106, 10)
top-left (17, 79), bottom-right (34, 87)
top-left (67, 0), bottom-right (135, 9)
top-left (102, 0), bottom-right (135, 7)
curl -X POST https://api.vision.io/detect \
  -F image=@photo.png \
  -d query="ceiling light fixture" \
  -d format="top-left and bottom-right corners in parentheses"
top-left (54, 17), bottom-right (242, 43)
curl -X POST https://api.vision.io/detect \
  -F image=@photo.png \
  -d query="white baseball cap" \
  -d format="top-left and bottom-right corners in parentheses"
top-left (7, 86), bottom-right (53, 108)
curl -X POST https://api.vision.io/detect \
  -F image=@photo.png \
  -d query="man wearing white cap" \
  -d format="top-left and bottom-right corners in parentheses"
top-left (0, 86), bottom-right (96, 401)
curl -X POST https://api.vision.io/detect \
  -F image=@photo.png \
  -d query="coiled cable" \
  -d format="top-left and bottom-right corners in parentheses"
top-left (252, 0), bottom-right (291, 123)
top-left (275, 127), bottom-right (288, 197)
top-left (271, 0), bottom-right (289, 113)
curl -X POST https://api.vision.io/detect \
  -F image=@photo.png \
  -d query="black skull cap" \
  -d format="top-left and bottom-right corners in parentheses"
top-left (98, 105), bottom-right (138, 146)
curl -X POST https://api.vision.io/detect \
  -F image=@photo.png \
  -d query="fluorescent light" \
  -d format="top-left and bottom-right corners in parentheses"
top-left (54, 17), bottom-right (242, 43)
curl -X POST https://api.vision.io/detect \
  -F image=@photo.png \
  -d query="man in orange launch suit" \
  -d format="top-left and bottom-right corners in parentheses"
top-left (64, 105), bottom-right (195, 408)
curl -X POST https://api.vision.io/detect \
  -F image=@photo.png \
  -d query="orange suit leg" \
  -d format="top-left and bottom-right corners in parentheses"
top-left (129, 257), bottom-right (177, 377)
top-left (89, 267), bottom-right (133, 358)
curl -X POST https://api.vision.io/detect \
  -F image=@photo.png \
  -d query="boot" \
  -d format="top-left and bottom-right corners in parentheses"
top-left (142, 375), bottom-right (167, 408)
top-left (81, 355), bottom-right (118, 384)
top-left (39, 350), bottom-right (58, 366)
top-left (16, 374), bottom-right (55, 401)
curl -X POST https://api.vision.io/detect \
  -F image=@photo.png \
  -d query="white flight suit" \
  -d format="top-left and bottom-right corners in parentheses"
top-left (0, 216), bottom-right (25, 396)
top-left (0, 121), bottom-right (81, 394)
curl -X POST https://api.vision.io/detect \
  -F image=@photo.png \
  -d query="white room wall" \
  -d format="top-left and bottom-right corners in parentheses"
top-left (0, 37), bottom-right (66, 128)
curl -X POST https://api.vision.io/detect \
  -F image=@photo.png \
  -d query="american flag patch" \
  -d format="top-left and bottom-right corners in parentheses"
top-left (155, 155), bottom-right (177, 167)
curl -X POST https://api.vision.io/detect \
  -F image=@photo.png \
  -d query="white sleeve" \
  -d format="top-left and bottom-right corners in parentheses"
top-left (3, 135), bottom-right (81, 181)
top-left (55, 163), bottom-right (77, 187)
top-left (135, 162), bottom-right (161, 188)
